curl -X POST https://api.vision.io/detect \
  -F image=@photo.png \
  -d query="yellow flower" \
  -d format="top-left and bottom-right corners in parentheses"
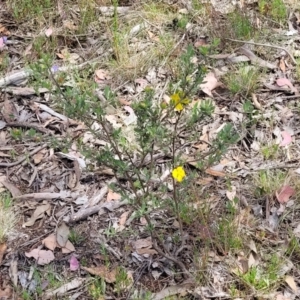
top-left (170, 92), bottom-right (190, 111)
top-left (172, 166), bottom-right (186, 182)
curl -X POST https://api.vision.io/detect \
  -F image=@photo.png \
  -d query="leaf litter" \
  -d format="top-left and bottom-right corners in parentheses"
top-left (1, 0), bottom-right (300, 299)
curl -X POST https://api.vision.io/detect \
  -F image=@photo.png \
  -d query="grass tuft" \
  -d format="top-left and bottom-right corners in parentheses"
top-left (0, 193), bottom-right (17, 244)
top-left (228, 10), bottom-right (255, 39)
top-left (225, 64), bottom-right (261, 97)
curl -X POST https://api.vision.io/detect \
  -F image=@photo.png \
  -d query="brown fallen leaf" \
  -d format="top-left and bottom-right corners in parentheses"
top-left (56, 48), bottom-right (79, 63)
top-left (32, 150), bottom-right (46, 164)
top-left (205, 168), bottom-right (226, 177)
top-left (280, 131), bottom-right (292, 147)
top-left (133, 237), bottom-right (157, 255)
top-left (196, 177), bottom-right (214, 185)
top-left (276, 185), bottom-right (295, 204)
top-left (0, 180), bottom-right (21, 198)
top-left (118, 98), bottom-right (131, 106)
top-left (251, 93), bottom-right (262, 110)
top-left (285, 275), bottom-right (298, 292)
top-left (237, 256), bottom-right (249, 274)
top-left (42, 234), bottom-right (57, 251)
top-left (275, 292), bottom-right (292, 300)
top-left (107, 189), bottom-right (121, 201)
top-left (151, 281), bottom-right (194, 300)
top-left (94, 69), bottom-right (110, 83)
top-left (119, 211), bottom-right (130, 226)
top-left (44, 278), bottom-right (85, 299)
top-left (276, 78), bottom-right (298, 94)
top-left (279, 57), bottom-right (286, 72)
top-left (62, 240), bottom-right (75, 253)
top-left (23, 202), bottom-right (51, 227)
top-left (136, 248), bottom-right (158, 255)
top-left (45, 27), bottom-right (53, 37)
top-left (199, 72), bottom-right (220, 97)
top-left (0, 286), bottom-right (12, 299)
top-left (56, 222), bottom-right (70, 247)
top-left (0, 23), bottom-right (10, 35)
top-left (194, 37), bottom-right (208, 47)
top-left (248, 252), bottom-right (256, 269)
top-left (63, 20), bottom-right (78, 31)
top-left (133, 237), bottom-right (152, 249)
top-left (2, 98), bottom-right (18, 122)
top-left (25, 249), bottom-right (55, 265)
top-left (226, 186), bottom-right (237, 201)
top-left (94, 69), bottom-right (107, 80)
top-left (81, 266), bottom-right (116, 283)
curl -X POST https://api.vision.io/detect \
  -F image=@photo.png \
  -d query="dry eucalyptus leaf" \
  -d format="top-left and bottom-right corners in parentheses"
top-left (280, 131), bottom-right (292, 147)
top-left (2, 98), bottom-right (18, 122)
top-left (0, 287), bottom-right (12, 299)
top-left (133, 237), bottom-right (152, 249)
top-left (136, 248), bottom-right (157, 255)
top-left (248, 253), bottom-right (256, 268)
top-left (25, 249), bottom-right (55, 265)
top-left (107, 190), bottom-right (121, 201)
top-left (119, 211), bottom-right (130, 226)
top-left (276, 78), bottom-right (298, 94)
top-left (226, 186), bottom-right (237, 201)
top-left (285, 275), bottom-right (298, 292)
top-left (45, 27), bottom-right (53, 37)
top-left (62, 240), bottom-right (75, 253)
top-left (0, 179), bottom-right (21, 198)
top-left (23, 202), bottom-right (51, 227)
top-left (44, 278), bottom-right (85, 299)
top-left (56, 222), bottom-right (70, 247)
top-left (151, 282), bottom-right (193, 300)
top-left (276, 185), bottom-right (295, 204)
top-left (63, 20), bottom-right (78, 31)
top-left (205, 168), bottom-right (226, 177)
top-left (81, 266), bottom-right (116, 283)
top-left (32, 151), bottom-right (45, 164)
top-left (199, 72), bottom-right (219, 97)
top-left (42, 234), bottom-right (57, 251)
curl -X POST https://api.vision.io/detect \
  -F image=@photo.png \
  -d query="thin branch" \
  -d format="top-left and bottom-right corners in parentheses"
top-left (226, 38), bottom-right (297, 65)
top-left (0, 144), bottom-right (48, 167)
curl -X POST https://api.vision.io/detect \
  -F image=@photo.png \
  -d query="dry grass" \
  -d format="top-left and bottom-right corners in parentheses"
top-left (0, 193), bottom-right (18, 244)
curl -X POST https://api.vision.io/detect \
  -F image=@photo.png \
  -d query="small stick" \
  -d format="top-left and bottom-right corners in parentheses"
top-left (6, 121), bottom-right (53, 135)
top-left (161, 34), bottom-right (186, 67)
top-left (226, 38), bottom-right (297, 65)
top-left (0, 144), bottom-right (48, 167)
top-left (280, 94), bottom-right (300, 99)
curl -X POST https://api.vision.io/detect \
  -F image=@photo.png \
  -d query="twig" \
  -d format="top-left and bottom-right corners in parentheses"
top-left (161, 34), bottom-right (186, 67)
top-left (96, 235), bottom-right (122, 260)
top-left (280, 94), bottom-right (300, 99)
top-left (67, 199), bottom-right (128, 223)
top-left (0, 56), bottom-right (103, 88)
top-left (238, 46), bottom-right (277, 69)
top-left (6, 121), bottom-right (53, 136)
top-left (125, 263), bottom-right (148, 300)
top-left (0, 144), bottom-right (48, 167)
top-left (212, 90), bottom-right (228, 101)
top-left (152, 239), bottom-right (192, 279)
top-left (19, 232), bottom-right (50, 249)
top-left (248, 163), bottom-right (300, 171)
top-left (226, 38), bottom-right (297, 65)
